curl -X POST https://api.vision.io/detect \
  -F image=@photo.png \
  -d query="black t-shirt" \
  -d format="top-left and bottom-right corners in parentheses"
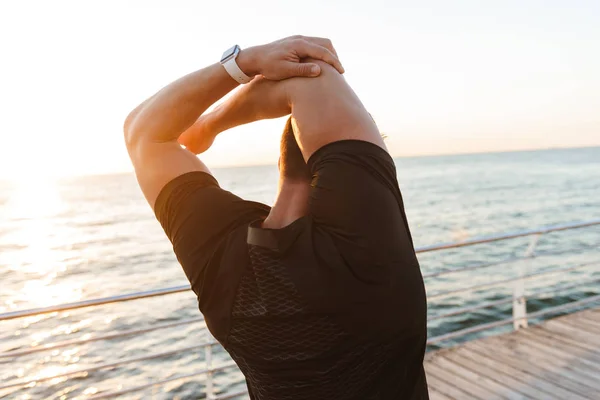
top-left (155, 140), bottom-right (429, 400)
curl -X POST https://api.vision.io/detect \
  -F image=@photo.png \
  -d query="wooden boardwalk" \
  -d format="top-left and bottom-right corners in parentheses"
top-left (424, 306), bottom-right (600, 400)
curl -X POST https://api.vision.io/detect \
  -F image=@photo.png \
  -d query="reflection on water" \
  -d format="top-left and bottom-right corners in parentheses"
top-left (6, 179), bottom-right (66, 272)
top-left (3, 177), bottom-right (83, 314)
top-left (29, 319), bottom-right (91, 346)
top-left (1, 178), bottom-right (94, 399)
top-left (20, 279), bottom-right (83, 309)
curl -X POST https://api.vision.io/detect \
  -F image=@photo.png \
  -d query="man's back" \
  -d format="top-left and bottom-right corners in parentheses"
top-left (155, 140), bottom-right (428, 399)
top-left (228, 244), bottom-right (426, 400)
top-left (142, 45), bottom-right (429, 399)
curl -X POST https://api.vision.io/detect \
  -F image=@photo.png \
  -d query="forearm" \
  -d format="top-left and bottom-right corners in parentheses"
top-left (125, 63), bottom-right (240, 144)
top-left (177, 78), bottom-right (290, 154)
top-left (126, 35), bottom-right (344, 151)
top-left (206, 78), bottom-right (291, 136)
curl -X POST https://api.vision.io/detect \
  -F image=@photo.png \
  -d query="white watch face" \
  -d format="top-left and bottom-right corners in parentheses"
top-left (220, 45), bottom-right (239, 63)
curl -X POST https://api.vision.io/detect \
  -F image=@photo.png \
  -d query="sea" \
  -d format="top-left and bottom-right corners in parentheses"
top-left (1, 146), bottom-right (599, 400)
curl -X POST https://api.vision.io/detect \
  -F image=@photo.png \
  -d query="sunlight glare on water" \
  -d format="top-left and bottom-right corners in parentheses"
top-left (0, 177), bottom-right (91, 398)
top-left (2, 178), bottom-right (83, 310)
top-left (4, 178), bottom-right (66, 274)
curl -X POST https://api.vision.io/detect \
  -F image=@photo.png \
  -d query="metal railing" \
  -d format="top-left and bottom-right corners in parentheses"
top-left (1, 218), bottom-right (599, 399)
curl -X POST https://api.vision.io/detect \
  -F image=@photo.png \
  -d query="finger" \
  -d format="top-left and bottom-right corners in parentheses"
top-left (285, 61), bottom-right (321, 78)
top-left (295, 41), bottom-right (345, 74)
top-left (301, 36), bottom-right (338, 58)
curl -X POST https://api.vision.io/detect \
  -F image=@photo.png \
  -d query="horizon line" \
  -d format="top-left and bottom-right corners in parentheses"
top-left (1, 143), bottom-right (598, 182)
top-left (65, 143), bottom-right (600, 178)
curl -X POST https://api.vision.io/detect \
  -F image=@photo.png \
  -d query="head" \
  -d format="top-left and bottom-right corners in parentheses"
top-left (262, 117), bottom-right (311, 229)
top-left (278, 117), bottom-right (311, 183)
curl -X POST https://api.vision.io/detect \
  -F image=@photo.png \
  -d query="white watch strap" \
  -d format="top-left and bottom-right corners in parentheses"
top-left (222, 58), bottom-right (252, 84)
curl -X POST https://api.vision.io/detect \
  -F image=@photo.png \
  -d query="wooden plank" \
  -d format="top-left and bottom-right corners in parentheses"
top-left (540, 308), bottom-right (600, 327)
top-left (507, 332), bottom-right (600, 390)
top-left (425, 366), bottom-right (479, 400)
top-left (468, 342), bottom-right (585, 400)
top-left (445, 347), bottom-right (554, 399)
top-left (460, 346), bottom-right (564, 400)
top-left (571, 308), bottom-right (600, 322)
top-left (583, 308), bottom-right (600, 317)
top-left (432, 355), bottom-right (520, 399)
top-left (437, 349), bottom-right (527, 400)
top-left (428, 386), bottom-right (454, 400)
top-left (544, 320), bottom-right (600, 345)
top-left (426, 355), bottom-right (499, 400)
top-left (585, 307), bottom-right (599, 315)
top-left (575, 315), bottom-right (600, 330)
top-left (482, 333), bottom-right (600, 391)
top-left (467, 340), bottom-right (592, 400)
top-left (517, 329), bottom-right (600, 372)
top-left (515, 328), bottom-right (596, 363)
top-left (563, 311), bottom-right (600, 328)
top-left (567, 316), bottom-right (600, 334)
top-left (423, 307), bottom-right (600, 398)
top-left (470, 335), bottom-right (598, 398)
top-left (520, 325), bottom-right (600, 357)
top-left (520, 324), bottom-right (595, 349)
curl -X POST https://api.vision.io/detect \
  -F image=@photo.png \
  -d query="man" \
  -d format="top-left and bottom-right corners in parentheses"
top-left (125, 35), bottom-right (428, 399)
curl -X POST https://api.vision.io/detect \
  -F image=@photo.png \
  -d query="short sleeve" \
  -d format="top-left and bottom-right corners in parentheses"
top-left (307, 140), bottom-right (417, 274)
top-left (154, 171), bottom-right (270, 297)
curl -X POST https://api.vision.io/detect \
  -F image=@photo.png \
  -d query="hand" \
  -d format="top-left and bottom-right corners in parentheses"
top-left (237, 35), bottom-right (344, 81)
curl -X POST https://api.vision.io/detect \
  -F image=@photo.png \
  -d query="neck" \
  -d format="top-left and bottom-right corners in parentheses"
top-left (262, 179), bottom-right (310, 229)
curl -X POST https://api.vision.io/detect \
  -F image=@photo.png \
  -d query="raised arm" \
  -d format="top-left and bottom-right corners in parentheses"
top-left (181, 58), bottom-right (385, 161)
top-left (178, 76), bottom-right (292, 154)
top-left (124, 36), bottom-right (343, 207)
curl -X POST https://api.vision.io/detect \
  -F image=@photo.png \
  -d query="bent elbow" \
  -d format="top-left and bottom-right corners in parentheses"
top-left (123, 107), bottom-right (144, 148)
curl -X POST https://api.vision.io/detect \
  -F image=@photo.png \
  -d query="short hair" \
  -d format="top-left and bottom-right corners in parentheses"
top-left (279, 117), bottom-right (311, 181)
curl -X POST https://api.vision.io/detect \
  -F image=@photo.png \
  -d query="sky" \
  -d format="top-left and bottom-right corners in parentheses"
top-left (0, 0), bottom-right (599, 179)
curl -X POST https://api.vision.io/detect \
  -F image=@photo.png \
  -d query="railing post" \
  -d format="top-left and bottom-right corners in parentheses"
top-left (513, 234), bottom-right (540, 330)
top-left (205, 329), bottom-right (215, 400)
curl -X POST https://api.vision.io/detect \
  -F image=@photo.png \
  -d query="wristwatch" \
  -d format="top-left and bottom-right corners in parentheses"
top-left (220, 45), bottom-right (252, 84)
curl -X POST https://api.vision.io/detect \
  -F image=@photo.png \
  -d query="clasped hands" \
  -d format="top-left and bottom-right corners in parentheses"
top-left (179, 35), bottom-right (343, 154)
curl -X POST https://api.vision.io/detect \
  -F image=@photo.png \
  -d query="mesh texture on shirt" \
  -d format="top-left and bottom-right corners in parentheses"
top-left (225, 245), bottom-right (400, 400)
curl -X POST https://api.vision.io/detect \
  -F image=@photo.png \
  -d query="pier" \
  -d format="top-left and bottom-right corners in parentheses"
top-left (426, 306), bottom-right (600, 400)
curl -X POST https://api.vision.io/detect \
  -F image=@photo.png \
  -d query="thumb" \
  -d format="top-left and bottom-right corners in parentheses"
top-left (289, 62), bottom-right (321, 77)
